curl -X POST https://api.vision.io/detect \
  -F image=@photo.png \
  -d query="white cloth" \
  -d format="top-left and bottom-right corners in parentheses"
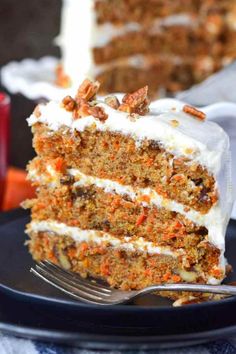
top-left (0, 332), bottom-right (235, 354)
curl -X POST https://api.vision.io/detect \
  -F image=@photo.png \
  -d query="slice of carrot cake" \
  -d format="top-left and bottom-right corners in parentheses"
top-left (24, 78), bottom-right (233, 303)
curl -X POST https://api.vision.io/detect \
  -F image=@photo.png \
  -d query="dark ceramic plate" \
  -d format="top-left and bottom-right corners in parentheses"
top-left (0, 209), bottom-right (236, 350)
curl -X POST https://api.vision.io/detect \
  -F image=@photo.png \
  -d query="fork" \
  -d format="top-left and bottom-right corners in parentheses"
top-left (30, 261), bottom-right (236, 305)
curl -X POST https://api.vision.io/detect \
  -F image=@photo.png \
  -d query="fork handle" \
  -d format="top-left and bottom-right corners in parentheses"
top-left (137, 283), bottom-right (236, 296)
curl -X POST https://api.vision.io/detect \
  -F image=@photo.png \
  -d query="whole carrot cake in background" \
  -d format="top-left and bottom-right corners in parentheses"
top-left (23, 78), bottom-right (233, 305)
top-left (56, 0), bottom-right (236, 95)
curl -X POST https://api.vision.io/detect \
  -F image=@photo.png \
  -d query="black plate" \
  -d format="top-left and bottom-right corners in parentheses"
top-left (0, 209), bottom-right (236, 350)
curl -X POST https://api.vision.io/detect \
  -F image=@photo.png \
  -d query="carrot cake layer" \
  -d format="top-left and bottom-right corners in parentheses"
top-left (25, 80), bottom-right (233, 304)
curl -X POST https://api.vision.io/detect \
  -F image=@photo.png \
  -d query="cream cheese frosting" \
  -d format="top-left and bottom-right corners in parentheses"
top-left (27, 97), bottom-right (229, 176)
top-left (27, 220), bottom-right (180, 258)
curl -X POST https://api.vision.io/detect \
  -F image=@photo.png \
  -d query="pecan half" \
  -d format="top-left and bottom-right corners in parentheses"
top-left (72, 97), bottom-right (108, 122)
top-left (88, 106), bottom-right (108, 122)
top-left (183, 105), bottom-right (206, 121)
top-left (75, 97), bottom-right (90, 118)
top-left (76, 78), bottom-right (100, 101)
top-left (119, 86), bottom-right (149, 115)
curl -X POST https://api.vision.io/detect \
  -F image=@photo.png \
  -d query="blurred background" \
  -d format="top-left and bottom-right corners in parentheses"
top-left (0, 0), bottom-right (61, 168)
top-left (0, 0), bottom-right (61, 210)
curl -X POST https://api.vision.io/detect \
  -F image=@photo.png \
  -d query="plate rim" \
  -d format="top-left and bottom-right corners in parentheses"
top-left (0, 301), bottom-right (236, 349)
top-left (1, 274), bottom-right (236, 314)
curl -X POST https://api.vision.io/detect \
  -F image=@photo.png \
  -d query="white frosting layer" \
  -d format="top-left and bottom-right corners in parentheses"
top-left (88, 14), bottom-right (194, 48)
top-left (27, 220), bottom-right (180, 257)
top-left (27, 98), bottom-right (229, 176)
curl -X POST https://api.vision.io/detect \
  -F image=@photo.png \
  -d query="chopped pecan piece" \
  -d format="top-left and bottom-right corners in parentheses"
top-left (76, 78), bottom-right (100, 101)
top-left (72, 97), bottom-right (108, 122)
top-left (75, 97), bottom-right (90, 118)
top-left (119, 86), bottom-right (150, 116)
top-left (105, 95), bottom-right (120, 109)
top-left (88, 106), bottom-right (108, 122)
top-left (183, 105), bottom-right (206, 121)
top-left (61, 95), bottom-right (77, 112)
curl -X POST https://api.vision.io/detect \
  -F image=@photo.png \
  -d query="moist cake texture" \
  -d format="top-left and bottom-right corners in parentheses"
top-left (24, 79), bottom-right (233, 305)
top-left (56, 0), bottom-right (236, 95)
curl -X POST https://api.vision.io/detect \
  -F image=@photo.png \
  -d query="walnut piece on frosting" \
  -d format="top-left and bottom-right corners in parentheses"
top-left (183, 105), bottom-right (206, 121)
top-left (119, 86), bottom-right (150, 116)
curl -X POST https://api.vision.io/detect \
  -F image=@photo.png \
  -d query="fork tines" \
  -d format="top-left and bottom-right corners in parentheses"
top-left (30, 261), bottom-right (126, 305)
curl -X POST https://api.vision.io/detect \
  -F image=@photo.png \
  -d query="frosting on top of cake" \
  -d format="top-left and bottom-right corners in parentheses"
top-left (27, 97), bottom-right (229, 176)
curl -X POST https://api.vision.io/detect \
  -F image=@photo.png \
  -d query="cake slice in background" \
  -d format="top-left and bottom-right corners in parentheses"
top-left (23, 78), bottom-right (233, 304)
top-left (56, 0), bottom-right (236, 95)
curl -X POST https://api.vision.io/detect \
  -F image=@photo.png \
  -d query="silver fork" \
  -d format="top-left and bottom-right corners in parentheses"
top-left (30, 261), bottom-right (236, 305)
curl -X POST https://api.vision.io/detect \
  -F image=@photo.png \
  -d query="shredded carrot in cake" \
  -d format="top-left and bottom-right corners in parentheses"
top-left (162, 272), bottom-right (171, 282)
top-left (211, 269), bottom-right (222, 278)
top-left (80, 242), bottom-right (89, 253)
top-left (136, 213), bottom-right (147, 226)
top-left (172, 275), bottom-right (181, 282)
top-left (146, 158), bottom-right (154, 167)
top-left (54, 157), bottom-right (65, 173)
top-left (100, 261), bottom-right (110, 276)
